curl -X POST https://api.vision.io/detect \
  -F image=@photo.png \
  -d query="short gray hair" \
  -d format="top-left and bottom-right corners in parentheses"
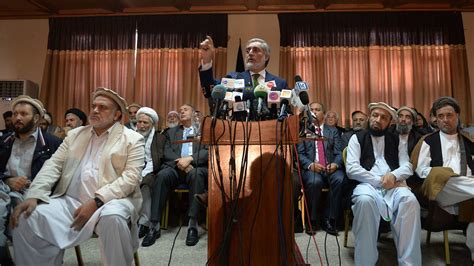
top-left (246, 38), bottom-right (271, 57)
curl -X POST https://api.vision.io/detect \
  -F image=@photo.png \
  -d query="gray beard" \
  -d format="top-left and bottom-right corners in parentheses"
top-left (138, 128), bottom-right (151, 139)
top-left (396, 124), bottom-right (412, 135)
top-left (168, 122), bottom-right (179, 128)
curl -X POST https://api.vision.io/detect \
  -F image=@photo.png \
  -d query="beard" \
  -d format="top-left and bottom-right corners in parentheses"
top-left (137, 128), bottom-right (152, 138)
top-left (15, 119), bottom-right (36, 134)
top-left (168, 122), bottom-right (179, 128)
top-left (396, 123), bottom-right (412, 135)
top-left (369, 125), bottom-right (389, 137)
top-left (245, 61), bottom-right (265, 72)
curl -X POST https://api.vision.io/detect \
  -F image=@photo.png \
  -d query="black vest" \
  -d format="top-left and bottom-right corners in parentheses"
top-left (424, 131), bottom-right (474, 170)
top-left (355, 130), bottom-right (400, 171)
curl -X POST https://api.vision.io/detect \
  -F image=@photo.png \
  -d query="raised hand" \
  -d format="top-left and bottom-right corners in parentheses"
top-left (199, 35), bottom-right (215, 64)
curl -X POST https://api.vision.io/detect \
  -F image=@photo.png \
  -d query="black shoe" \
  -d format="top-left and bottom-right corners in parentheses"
top-left (305, 221), bottom-right (318, 236)
top-left (138, 224), bottom-right (150, 238)
top-left (294, 213), bottom-right (304, 233)
top-left (185, 227), bottom-right (199, 246)
top-left (142, 227), bottom-right (161, 247)
top-left (322, 219), bottom-right (338, 236)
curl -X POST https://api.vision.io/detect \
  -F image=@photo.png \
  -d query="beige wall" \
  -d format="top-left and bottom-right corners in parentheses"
top-left (227, 14), bottom-right (280, 75)
top-left (462, 13), bottom-right (474, 125)
top-left (0, 19), bottom-right (48, 89)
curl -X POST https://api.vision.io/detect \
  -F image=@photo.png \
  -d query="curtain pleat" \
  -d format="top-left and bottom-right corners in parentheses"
top-left (279, 12), bottom-right (472, 126)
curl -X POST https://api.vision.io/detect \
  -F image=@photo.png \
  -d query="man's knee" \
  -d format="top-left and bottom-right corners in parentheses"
top-left (353, 194), bottom-right (376, 210)
top-left (97, 215), bottom-right (129, 233)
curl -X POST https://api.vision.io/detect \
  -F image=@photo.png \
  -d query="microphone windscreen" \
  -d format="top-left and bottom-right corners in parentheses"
top-left (294, 75), bottom-right (303, 82)
top-left (254, 84), bottom-right (268, 98)
top-left (242, 87), bottom-right (254, 101)
top-left (299, 91), bottom-right (309, 105)
top-left (281, 99), bottom-right (289, 106)
top-left (211, 84), bottom-right (227, 101)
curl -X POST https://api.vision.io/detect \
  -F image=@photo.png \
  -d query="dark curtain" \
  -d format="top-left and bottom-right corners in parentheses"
top-left (279, 12), bottom-right (465, 47)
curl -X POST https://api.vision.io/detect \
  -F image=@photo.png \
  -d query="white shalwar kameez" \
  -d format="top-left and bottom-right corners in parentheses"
top-left (13, 129), bottom-right (137, 266)
top-left (346, 134), bottom-right (421, 266)
top-left (416, 131), bottom-right (474, 261)
top-left (138, 127), bottom-right (155, 227)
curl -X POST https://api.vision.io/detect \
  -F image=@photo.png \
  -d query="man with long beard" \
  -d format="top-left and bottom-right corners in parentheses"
top-left (0, 96), bottom-right (62, 265)
top-left (394, 106), bottom-right (422, 156)
top-left (134, 107), bottom-right (165, 239)
top-left (346, 102), bottom-right (421, 266)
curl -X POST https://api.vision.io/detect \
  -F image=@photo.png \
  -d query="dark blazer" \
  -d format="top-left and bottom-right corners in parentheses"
top-left (297, 124), bottom-right (344, 170)
top-left (199, 67), bottom-right (289, 97)
top-left (0, 130), bottom-right (62, 181)
top-left (161, 125), bottom-right (208, 169)
top-left (142, 132), bottom-right (166, 187)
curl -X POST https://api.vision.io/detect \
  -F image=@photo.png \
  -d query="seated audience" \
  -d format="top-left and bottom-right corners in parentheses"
top-left (414, 96), bottom-right (474, 263)
top-left (10, 88), bottom-right (145, 265)
top-left (297, 102), bottom-right (344, 235)
top-left (143, 104), bottom-right (208, 247)
top-left (345, 102), bottom-right (421, 266)
top-left (162, 110), bottom-right (180, 132)
top-left (0, 96), bottom-right (61, 265)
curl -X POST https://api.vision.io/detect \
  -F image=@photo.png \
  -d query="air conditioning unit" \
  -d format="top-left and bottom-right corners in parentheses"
top-left (0, 80), bottom-right (39, 99)
top-left (0, 80), bottom-right (39, 131)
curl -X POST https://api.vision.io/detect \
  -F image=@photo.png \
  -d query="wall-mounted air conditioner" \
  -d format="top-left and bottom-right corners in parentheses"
top-left (0, 80), bottom-right (39, 131)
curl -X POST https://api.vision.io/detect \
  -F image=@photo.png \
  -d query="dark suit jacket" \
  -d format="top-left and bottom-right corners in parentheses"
top-left (142, 132), bottom-right (166, 187)
top-left (297, 124), bottom-right (344, 170)
top-left (161, 126), bottom-right (208, 169)
top-left (0, 130), bottom-right (62, 181)
top-left (199, 68), bottom-right (289, 97)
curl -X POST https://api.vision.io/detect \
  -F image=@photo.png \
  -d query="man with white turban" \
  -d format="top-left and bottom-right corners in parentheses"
top-left (135, 107), bottom-right (165, 238)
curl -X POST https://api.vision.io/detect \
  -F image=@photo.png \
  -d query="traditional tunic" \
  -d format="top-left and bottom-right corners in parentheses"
top-left (415, 130), bottom-right (474, 261)
top-left (346, 133), bottom-right (421, 266)
top-left (13, 123), bottom-right (144, 266)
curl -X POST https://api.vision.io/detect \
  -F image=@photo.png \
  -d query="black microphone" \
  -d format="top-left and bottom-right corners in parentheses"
top-left (211, 84), bottom-right (227, 118)
top-left (278, 99), bottom-right (290, 120)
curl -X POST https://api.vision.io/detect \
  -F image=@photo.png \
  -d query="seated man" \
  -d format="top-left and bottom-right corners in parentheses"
top-left (143, 104), bottom-right (208, 247)
top-left (125, 103), bottom-right (142, 130)
top-left (134, 107), bottom-right (165, 238)
top-left (10, 88), bottom-right (145, 265)
top-left (346, 102), bottom-right (421, 266)
top-left (414, 96), bottom-right (474, 262)
top-left (325, 110), bottom-right (345, 136)
top-left (65, 108), bottom-right (87, 129)
top-left (342, 111), bottom-right (368, 147)
top-left (0, 111), bottom-right (13, 137)
top-left (0, 96), bottom-right (62, 265)
top-left (393, 106), bottom-right (422, 156)
top-left (297, 102), bottom-right (344, 235)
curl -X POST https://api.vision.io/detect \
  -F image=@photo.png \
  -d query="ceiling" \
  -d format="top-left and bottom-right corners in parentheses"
top-left (1, 0), bottom-right (474, 19)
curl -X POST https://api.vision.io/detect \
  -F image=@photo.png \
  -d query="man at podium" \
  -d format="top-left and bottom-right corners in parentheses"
top-left (198, 36), bottom-right (288, 119)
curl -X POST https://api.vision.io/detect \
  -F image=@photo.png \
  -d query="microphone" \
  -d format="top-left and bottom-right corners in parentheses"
top-left (254, 84), bottom-right (269, 117)
top-left (211, 84), bottom-right (227, 118)
top-left (278, 99), bottom-right (290, 119)
top-left (294, 75), bottom-right (310, 105)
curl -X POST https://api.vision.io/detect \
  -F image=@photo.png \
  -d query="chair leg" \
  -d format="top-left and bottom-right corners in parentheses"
top-left (300, 194), bottom-right (305, 229)
top-left (75, 246), bottom-right (84, 266)
top-left (443, 230), bottom-right (450, 265)
top-left (161, 200), bottom-right (169, 230)
top-left (344, 209), bottom-right (350, 248)
top-left (134, 251), bottom-right (140, 266)
top-left (426, 230), bottom-right (431, 245)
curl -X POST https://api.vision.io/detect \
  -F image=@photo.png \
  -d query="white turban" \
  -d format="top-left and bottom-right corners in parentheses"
top-left (136, 107), bottom-right (159, 125)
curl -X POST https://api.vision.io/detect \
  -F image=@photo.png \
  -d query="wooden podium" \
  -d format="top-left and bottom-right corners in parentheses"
top-left (201, 116), bottom-right (299, 266)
